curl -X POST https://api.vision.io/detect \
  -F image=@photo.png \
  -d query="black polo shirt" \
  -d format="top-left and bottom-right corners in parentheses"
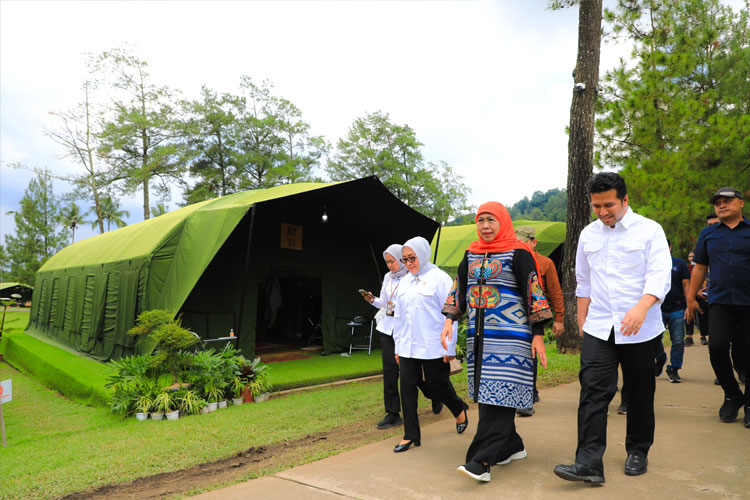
top-left (661, 257), bottom-right (690, 313)
top-left (693, 216), bottom-right (750, 305)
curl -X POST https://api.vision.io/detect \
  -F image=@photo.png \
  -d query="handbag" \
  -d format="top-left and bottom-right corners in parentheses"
top-left (449, 357), bottom-right (463, 376)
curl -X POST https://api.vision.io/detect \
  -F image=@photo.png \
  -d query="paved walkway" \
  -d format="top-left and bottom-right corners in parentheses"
top-left (193, 344), bottom-right (748, 500)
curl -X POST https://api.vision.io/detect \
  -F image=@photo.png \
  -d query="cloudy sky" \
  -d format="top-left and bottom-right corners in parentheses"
top-left (1, 0), bottom-right (631, 244)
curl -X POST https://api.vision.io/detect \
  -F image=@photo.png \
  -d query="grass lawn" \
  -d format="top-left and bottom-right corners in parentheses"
top-left (0, 308), bottom-right (581, 499)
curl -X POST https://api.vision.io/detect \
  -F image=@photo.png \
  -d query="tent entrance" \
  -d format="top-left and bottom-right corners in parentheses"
top-left (256, 275), bottom-right (322, 349)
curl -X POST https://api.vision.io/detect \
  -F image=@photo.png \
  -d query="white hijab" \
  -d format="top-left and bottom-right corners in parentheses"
top-left (402, 236), bottom-right (437, 278)
top-left (383, 244), bottom-right (408, 279)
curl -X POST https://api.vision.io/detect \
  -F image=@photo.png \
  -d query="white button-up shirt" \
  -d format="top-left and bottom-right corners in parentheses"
top-left (576, 207), bottom-right (672, 344)
top-left (393, 267), bottom-right (457, 358)
top-left (371, 273), bottom-right (403, 335)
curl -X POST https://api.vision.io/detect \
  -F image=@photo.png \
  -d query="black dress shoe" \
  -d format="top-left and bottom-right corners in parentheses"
top-left (456, 409), bottom-right (469, 434)
top-left (432, 400), bottom-right (444, 414)
top-left (744, 405), bottom-right (750, 429)
top-left (719, 397), bottom-right (743, 422)
top-left (624, 454), bottom-right (648, 476)
top-left (553, 463), bottom-right (605, 483)
top-left (393, 439), bottom-right (420, 452)
top-left (377, 413), bottom-right (403, 429)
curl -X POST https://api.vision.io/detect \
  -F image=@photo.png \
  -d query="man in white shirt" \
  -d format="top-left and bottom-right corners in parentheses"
top-left (554, 172), bottom-right (671, 484)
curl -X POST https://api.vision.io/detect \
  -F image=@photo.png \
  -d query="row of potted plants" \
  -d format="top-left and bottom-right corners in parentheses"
top-left (106, 310), bottom-right (272, 420)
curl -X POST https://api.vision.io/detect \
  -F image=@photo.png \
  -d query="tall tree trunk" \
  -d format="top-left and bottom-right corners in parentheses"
top-left (142, 178), bottom-right (150, 220)
top-left (558, 0), bottom-right (602, 354)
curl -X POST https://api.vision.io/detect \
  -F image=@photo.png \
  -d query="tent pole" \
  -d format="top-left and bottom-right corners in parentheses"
top-left (369, 243), bottom-right (383, 286)
top-left (433, 224), bottom-right (443, 264)
top-left (236, 205), bottom-right (257, 349)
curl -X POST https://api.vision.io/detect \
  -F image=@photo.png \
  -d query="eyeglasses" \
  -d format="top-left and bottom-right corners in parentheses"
top-left (400, 256), bottom-right (417, 264)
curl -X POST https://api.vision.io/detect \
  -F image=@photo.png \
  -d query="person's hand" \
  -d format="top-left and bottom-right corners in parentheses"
top-left (697, 287), bottom-right (707, 299)
top-left (442, 354), bottom-right (455, 364)
top-left (440, 320), bottom-right (454, 350)
top-left (620, 302), bottom-right (649, 336)
top-left (552, 320), bottom-right (564, 337)
top-left (363, 293), bottom-right (374, 303)
top-left (532, 335), bottom-right (547, 368)
top-left (395, 354), bottom-right (399, 365)
top-left (685, 297), bottom-right (703, 324)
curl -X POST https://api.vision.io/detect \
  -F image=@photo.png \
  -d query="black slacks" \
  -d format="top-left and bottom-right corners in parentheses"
top-left (708, 304), bottom-right (750, 401)
top-left (380, 333), bottom-right (433, 415)
top-left (380, 333), bottom-right (402, 414)
top-left (399, 356), bottom-right (467, 441)
top-left (465, 404), bottom-right (524, 464)
top-left (575, 330), bottom-right (660, 471)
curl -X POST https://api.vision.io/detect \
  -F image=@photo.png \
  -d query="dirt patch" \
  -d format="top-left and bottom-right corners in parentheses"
top-left (58, 407), bottom-right (456, 500)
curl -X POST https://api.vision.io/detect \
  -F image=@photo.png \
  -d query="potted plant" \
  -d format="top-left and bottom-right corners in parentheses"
top-left (231, 376), bottom-right (246, 406)
top-left (153, 390), bottom-right (178, 420)
top-left (176, 388), bottom-right (205, 416)
top-left (250, 364), bottom-right (272, 402)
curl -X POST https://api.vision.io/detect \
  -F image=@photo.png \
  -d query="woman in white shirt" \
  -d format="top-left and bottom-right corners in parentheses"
top-left (365, 244), bottom-right (440, 430)
top-left (391, 236), bottom-right (468, 453)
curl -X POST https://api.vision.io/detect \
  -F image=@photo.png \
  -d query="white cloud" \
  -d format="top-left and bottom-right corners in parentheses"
top-left (0, 0), bottom-right (629, 244)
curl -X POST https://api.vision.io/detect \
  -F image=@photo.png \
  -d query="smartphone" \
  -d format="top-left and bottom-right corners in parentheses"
top-left (358, 289), bottom-right (369, 296)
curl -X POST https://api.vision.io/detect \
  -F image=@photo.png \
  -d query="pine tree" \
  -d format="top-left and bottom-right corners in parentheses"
top-left (4, 171), bottom-right (67, 284)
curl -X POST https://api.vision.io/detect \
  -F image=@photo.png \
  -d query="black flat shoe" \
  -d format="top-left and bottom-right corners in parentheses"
top-left (624, 454), bottom-right (648, 476)
top-left (432, 400), bottom-right (444, 414)
top-left (456, 409), bottom-right (468, 434)
top-left (553, 463), bottom-right (605, 483)
top-left (393, 439), bottom-right (420, 452)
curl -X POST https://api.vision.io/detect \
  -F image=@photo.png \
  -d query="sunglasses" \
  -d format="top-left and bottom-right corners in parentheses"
top-left (400, 256), bottom-right (417, 264)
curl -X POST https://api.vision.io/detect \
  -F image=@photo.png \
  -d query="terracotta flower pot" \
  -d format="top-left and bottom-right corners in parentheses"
top-left (242, 386), bottom-right (254, 403)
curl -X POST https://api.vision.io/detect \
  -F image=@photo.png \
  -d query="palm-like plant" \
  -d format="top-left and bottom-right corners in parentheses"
top-left (58, 201), bottom-right (89, 244)
top-left (150, 203), bottom-right (169, 218)
top-left (92, 196), bottom-right (129, 232)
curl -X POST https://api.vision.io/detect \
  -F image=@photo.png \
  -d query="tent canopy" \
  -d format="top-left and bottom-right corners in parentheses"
top-left (0, 283), bottom-right (34, 303)
top-left (28, 177), bottom-right (438, 361)
top-left (430, 220), bottom-right (567, 272)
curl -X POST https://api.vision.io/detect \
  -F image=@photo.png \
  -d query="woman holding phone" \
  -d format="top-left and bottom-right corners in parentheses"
top-left (363, 244), bottom-right (442, 430)
top-left (391, 236), bottom-right (468, 453)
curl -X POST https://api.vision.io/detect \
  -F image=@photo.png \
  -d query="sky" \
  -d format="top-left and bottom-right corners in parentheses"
top-left (1, 0), bottom-right (634, 244)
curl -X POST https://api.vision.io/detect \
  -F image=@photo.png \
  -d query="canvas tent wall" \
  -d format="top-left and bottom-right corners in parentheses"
top-left (430, 220), bottom-right (566, 275)
top-left (27, 177), bottom-right (438, 361)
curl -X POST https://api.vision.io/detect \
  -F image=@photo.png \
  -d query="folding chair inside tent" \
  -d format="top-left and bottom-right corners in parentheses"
top-left (347, 316), bottom-right (373, 355)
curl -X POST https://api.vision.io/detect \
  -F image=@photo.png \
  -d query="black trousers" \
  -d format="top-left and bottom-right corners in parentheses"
top-left (399, 356), bottom-right (467, 441)
top-left (575, 330), bottom-right (660, 471)
top-left (380, 333), bottom-right (433, 415)
top-left (380, 333), bottom-right (401, 414)
top-left (696, 296), bottom-right (710, 337)
top-left (465, 404), bottom-right (524, 464)
top-left (708, 304), bottom-right (750, 402)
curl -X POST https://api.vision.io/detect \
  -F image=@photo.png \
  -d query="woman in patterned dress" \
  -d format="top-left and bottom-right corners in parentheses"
top-left (441, 202), bottom-right (552, 482)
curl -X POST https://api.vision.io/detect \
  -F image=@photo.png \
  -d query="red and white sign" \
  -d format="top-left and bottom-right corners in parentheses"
top-left (0, 379), bottom-right (11, 404)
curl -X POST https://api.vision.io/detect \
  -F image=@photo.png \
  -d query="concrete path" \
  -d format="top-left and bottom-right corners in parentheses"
top-left (192, 344), bottom-right (748, 500)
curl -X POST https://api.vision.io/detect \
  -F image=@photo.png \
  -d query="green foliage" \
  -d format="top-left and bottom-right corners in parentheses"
top-left (152, 391), bottom-right (176, 413)
top-left (326, 110), bottom-right (470, 223)
top-left (455, 320), bottom-right (467, 361)
top-left (176, 388), bottom-right (205, 415)
top-left (91, 195), bottom-right (129, 231)
top-left (508, 188), bottom-right (568, 222)
top-left (57, 201), bottom-right (88, 244)
top-left (91, 47), bottom-right (184, 221)
top-left (3, 170), bottom-right (67, 284)
top-left (597, 0), bottom-right (750, 256)
top-left (127, 310), bottom-right (198, 383)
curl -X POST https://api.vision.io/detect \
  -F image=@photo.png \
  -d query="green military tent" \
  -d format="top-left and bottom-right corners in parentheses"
top-left (0, 283), bottom-right (34, 304)
top-left (27, 177), bottom-right (438, 361)
top-left (430, 220), bottom-right (567, 275)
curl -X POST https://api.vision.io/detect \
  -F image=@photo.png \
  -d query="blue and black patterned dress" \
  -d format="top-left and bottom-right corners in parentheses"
top-left (443, 249), bottom-right (552, 410)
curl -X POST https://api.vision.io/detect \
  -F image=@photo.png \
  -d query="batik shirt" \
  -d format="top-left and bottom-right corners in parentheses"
top-left (442, 249), bottom-right (552, 409)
